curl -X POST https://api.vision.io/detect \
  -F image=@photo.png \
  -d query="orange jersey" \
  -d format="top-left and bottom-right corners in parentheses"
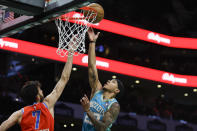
top-left (20, 102), bottom-right (54, 131)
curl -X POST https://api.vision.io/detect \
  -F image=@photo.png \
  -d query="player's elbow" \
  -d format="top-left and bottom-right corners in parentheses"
top-left (88, 63), bottom-right (95, 69)
top-left (98, 126), bottom-right (107, 131)
top-left (60, 75), bottom-right (69, 82)
top-left (95, 123), bottom-right (108, 131)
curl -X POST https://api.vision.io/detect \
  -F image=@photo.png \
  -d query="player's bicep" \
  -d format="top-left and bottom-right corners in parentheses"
top-left (102, 103), bottom-right (120, 127)
top-left (88, 66), bottom-right (98, 87)
top-left (89, 68), bottom-right (102, 98)
top-left (88, 66), bottom-right (102, 90)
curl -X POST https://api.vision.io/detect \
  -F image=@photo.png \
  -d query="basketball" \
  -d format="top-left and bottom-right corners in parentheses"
top-left (82, 3), bottom-right (104, 24)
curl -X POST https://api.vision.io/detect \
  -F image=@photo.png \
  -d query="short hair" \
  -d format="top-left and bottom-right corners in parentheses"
top-left (20, 81), bottom-right (41, 105)
top-left (115, 79), bottom-right (124, 101)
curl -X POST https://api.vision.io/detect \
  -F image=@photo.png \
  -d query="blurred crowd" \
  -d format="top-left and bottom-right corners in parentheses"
top-left (121, 92), bottom-right (197, 124)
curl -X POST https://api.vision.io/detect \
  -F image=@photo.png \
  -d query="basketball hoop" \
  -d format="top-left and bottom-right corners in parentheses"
top-left (55, 3), bottom-right (104, 57)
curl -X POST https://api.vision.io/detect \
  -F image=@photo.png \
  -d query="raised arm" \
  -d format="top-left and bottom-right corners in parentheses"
top-left (81, 95), bottom-right (120, 131)
top-left (0, 110), bottom-right (22, 131)
top-left (44, 52), bottom-right (73, 109)
top-left (88, 28), bottom-right (102, 98)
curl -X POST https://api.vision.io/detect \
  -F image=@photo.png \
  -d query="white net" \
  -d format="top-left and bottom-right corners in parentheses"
top-left (55, 9), bottom-right (97, 57)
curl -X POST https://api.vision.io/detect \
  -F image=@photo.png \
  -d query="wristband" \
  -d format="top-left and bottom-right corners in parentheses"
top-left (86, 109), bottom-right (91, 113)
top-left (90, 40), bottom-right (96, 43)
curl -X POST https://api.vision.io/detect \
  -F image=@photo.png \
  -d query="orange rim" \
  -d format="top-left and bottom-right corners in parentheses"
top-left (59, 16), bottom-right (86, 21)
top-left (80, 6), bottom-right (98, 13)
top-left (58, 10), bottom-right (97, 21)
top-left (60, 16), bottom-right (97, 22)
top-left (55, 5), bottom-right (98, 21)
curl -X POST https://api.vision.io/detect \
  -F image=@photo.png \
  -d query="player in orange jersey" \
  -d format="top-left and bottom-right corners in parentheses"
top-left (0, 50), bottom-right (74, 131)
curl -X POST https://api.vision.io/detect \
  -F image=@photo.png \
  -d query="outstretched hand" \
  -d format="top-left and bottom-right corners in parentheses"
top-left (88, 27), bottom-right (100, 42)
top-left (80, 94), bottom-right (90, 112)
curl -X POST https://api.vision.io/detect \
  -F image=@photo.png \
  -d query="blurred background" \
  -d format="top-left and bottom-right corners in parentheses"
top-left (1, 0), bottom-right (197, 130)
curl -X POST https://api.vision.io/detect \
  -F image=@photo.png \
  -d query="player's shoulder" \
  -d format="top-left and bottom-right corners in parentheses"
top-left (112, 102), bottom-right (119, 107)
top-left (22, 105), bottom-right (33, 113)
top-left (16, 108), bottom-right (24, 122)
top-left (15, 108), bottom-right (23, 114)
top-left (12, 108), bottom-right (24, 119)
top-left (110, 102), bottom-right (120, 111)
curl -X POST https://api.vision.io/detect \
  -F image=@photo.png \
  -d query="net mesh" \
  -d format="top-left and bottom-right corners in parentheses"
top-left (55, 9), bottom-right (97, 57)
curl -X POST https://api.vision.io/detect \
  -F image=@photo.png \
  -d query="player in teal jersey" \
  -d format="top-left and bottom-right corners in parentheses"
top-left (80, 28), bottom-right (124, 131)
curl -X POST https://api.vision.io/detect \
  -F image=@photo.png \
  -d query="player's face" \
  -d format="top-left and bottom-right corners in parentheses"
top-left (103, 79), bottom-right (118, 92)
top-left (37, 86), bottom-right (44, 102)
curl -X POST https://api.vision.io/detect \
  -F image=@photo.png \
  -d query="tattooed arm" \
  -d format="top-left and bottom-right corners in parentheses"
top-left (81, 95), bottom-right (120, 131)
top-left (87, 28), bottom-right (102, 99)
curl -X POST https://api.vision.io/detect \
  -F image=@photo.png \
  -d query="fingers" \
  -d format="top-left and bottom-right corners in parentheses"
top-left (87, 27), bottom-right (100, 42)
top-left (84, 94), bottom-right (89, 101)
top-left (80, 97), bottom-right (85, 104)
top-left (80, 99), bottom-right (83, 104)
top-left (84, 94), bottom-right (88, 99)
top-left (88, 27), bottom-right (95, 35)
top-left (80, 94), bottom-right (89, 104)
top-left (80, 94), bottom-right (90, 112)
top-left (96, 32), bottom-right (100, 37)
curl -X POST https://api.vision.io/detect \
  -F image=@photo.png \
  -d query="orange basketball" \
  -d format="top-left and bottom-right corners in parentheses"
top-left (81, 3), bottom-right (104, 24)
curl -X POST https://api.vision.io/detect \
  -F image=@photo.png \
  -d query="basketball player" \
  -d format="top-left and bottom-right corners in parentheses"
top-left (0, 49), bottom-right (74, 130)
top-left (81, 28), bottom-right (124, 131)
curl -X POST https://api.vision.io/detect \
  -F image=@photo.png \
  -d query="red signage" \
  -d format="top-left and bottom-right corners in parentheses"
top-left (63, 12), bottom-right (197, 49)
top-left (1, 37), bottom-right (197, 87)
top-left (92, 19), bottom-right (197, 49)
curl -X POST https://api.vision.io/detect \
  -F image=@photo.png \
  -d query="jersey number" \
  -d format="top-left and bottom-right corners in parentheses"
top-left (84, 113), bottom-right (101, 125)
top-left (32, 110), bottom-right (41, 129)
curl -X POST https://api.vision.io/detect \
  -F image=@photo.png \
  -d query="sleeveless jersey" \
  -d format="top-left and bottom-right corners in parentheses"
top-left (20, 102), bottom-right (54, 131)
top-left (82, 90), bottom-right (118, 131)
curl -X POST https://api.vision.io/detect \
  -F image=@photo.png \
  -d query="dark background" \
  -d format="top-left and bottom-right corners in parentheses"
top-left (1, 0), bottom-right (197, 130)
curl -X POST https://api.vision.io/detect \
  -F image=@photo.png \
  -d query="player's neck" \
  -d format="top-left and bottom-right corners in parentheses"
top-left (103, 91), bottom-right (114, 100)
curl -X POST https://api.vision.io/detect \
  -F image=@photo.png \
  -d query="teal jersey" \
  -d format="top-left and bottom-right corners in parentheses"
top-left (82, 90), bottom-right (118, 131)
